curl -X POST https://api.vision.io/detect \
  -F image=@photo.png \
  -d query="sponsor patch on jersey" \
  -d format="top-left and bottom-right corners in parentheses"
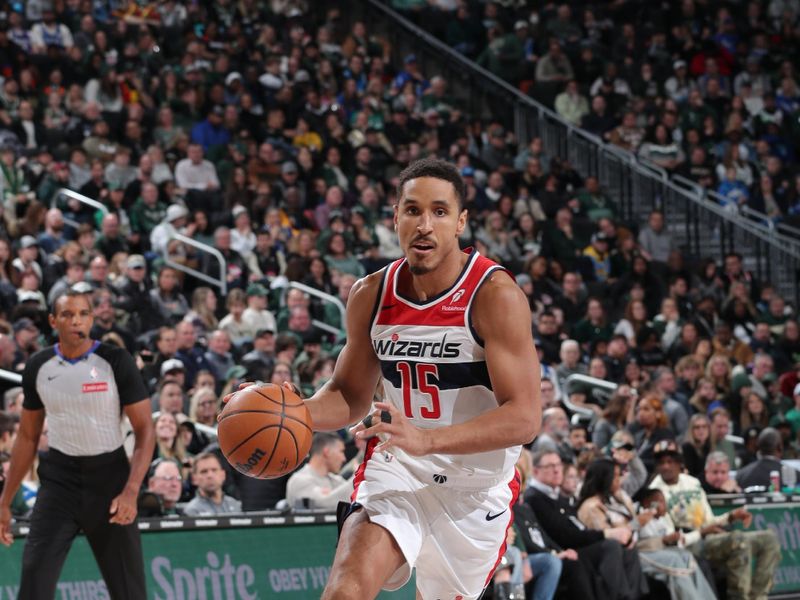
top-left (441, 305), bottom-right (466, 312)
top-left (82, 382), bottom-right (109, 393)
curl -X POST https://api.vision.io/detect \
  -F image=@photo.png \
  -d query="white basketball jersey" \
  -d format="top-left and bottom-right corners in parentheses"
top-left (369, 249), bottom-right (521, 489)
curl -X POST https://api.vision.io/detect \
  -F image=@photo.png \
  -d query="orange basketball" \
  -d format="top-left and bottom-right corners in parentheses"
top-left (218, 383), bottom-right (313, 479)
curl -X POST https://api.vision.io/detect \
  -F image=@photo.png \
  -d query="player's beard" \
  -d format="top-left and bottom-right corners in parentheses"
top-left (408, 262), bottom-right (433, 275)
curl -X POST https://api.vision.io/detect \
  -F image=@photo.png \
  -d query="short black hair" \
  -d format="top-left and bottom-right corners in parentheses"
top-left (396, 157), bottom-right (466, 210)
top-left (52, 288), bottom-right (92, 316)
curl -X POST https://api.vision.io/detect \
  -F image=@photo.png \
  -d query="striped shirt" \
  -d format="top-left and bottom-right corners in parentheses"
top-left (23, 342), bottom-right (148, 457)
top-left (370, 249), bottom-right (521, 489)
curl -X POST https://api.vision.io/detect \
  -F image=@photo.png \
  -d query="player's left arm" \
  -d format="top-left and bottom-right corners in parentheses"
top-left (110, 399), bottom-right (155, 524)
top-left (360, 271), bottom-right (541, 455)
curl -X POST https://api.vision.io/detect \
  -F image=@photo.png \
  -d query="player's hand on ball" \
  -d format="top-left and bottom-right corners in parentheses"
top-left (351, 402), bottom-right (432, 457)
top-left (220, 381), bottom-right (304, 409)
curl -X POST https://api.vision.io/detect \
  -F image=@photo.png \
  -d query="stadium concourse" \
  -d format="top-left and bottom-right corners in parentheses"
top-left (0, 0), bottom-right (797, 598)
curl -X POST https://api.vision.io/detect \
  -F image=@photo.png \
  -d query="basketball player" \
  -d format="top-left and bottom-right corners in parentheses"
top-left (234, 158), bottom-right (541, 599)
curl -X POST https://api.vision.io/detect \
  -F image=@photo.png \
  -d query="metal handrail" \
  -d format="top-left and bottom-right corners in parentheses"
top-left (0, 369), bottom-right (21, 384)
top-left (562, 374), bottom-right (617, 419)
top-left (287, 281), bottom-right (347, 334)
top-left (53, 188), bottom-right (109, 228)
top-left (164, 231), bottom-right (227, 296)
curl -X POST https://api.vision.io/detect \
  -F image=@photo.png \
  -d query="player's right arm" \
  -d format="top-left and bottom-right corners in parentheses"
top-left (0, 408), bottom-right (45, 545)
top-left (303, 273), bottom-right (383, 431)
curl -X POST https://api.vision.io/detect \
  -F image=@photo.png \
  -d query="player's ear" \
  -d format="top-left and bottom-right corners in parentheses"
top-left (456, 208), bottom-right (467, 236)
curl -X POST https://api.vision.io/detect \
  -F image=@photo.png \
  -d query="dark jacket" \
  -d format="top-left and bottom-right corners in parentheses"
top-left (736, 456), bottom-right (797, 490)
top-left (524, 486), bottom-right (605, 549)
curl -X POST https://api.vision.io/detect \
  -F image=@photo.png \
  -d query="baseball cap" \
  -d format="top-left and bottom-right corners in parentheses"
top-left (225, 71), bottom-right (242, 86)
top-left (793, 382), bottom-right (800, 396)
top-left (673, 60), bottom-right (687, 70)
top-left (255, 327), bottom-right (275, 338)
top-left (653, 439), bottom-right (682, 461)
top-left (246, 282), bottom-right (268, 297)
top-left (126, 254), bottom-right (146, 269)
top-left (404, 53), bottom-right (417, 64)
top-left (225, 365), bottom-right (248, 380)
top-left (294, 70), bottom-right (311, 83)
top-left (611, 438), bottom-right (635, 451)
top-left (18, 291), bottom-right (40, 303)
top-left (19, 235), bottom-right (38, 249)
top-left (160, 358), bottom-right (185, 376)
top-left (591, 231), bottom-right (610, 244)
top-left (13, 317), bottom-right (38, 333)
top-left (281, 161), bottom-right (298, 174)
top-left (514, 20), bottom-right (529, 30)
top-left (71, 281), bottom-right (94, 294)
top-left (165, 204), bottom-right (188, 222)
top-left (461, 166), bottom-right (475, 177)
top-left (232, 205), bottom-right (248, 218)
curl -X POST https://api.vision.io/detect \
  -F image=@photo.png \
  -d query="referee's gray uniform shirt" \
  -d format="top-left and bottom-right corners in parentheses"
top-left (23, 340), bottom-right (145, 454)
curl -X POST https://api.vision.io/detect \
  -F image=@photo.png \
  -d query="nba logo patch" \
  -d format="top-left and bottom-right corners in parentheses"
top-left (89, 367), bottom-right (98, 380)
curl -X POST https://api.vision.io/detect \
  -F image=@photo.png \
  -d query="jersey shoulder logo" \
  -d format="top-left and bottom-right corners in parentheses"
top-left (89, 366), bottom-right (99, 380)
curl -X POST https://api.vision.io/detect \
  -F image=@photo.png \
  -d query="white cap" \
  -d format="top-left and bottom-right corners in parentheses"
top-left (166, 204), bottom-right (188, 222)
top-left (793, 382), bottom-right (800, 396)
top-left (161, 358), bottom-right (185, 376)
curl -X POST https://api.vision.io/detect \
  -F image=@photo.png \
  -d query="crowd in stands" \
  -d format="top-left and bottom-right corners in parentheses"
top-left (405, 0), bottom-right (800, 222)
top-left (0, 1), bottom-right (795, 598)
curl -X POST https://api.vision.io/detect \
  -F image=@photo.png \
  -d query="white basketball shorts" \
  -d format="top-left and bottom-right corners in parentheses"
top-left (351, 443), bottom-right (520, 600)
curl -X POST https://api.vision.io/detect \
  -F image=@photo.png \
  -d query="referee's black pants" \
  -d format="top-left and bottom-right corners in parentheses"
top-left (18, 446), bottom-right (146, 600)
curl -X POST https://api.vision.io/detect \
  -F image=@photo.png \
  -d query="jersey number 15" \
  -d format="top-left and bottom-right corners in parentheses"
top-left (396, 362), bottom-right (441, 420)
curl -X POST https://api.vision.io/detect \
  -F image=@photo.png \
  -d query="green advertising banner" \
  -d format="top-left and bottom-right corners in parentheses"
top-left (0, 522), bottom-right (416, 599)
top-left (711, 500), bottom-right (800, 594)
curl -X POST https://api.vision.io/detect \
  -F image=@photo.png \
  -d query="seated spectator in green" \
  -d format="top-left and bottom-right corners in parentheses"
top-left (577, 177), bottom-right (617, 222)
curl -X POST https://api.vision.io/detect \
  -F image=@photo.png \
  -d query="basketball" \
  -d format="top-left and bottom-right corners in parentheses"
top-left (218, 383), bottom-right (313, 479)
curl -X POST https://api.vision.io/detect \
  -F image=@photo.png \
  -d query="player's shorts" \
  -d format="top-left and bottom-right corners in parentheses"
top-left (351, 443), bottom-right (520, 600)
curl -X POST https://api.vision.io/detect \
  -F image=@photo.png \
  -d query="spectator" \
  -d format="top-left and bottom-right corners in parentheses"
top-left (649, 440), bottom-right (781, 599)
top-left (285, 433), bottom-right (352, 510)
top-left (146, 458), bottom-right (183, 516)
top-left (737, 427), bottom-right (799, 490)
top-left (682, 414), bottom-right (712, 478)
top-left (630, 395), bottom-right (673, 472)
top-left (204, 330), bottom-right (235, 386)
top-left (578, 458), bottom-right (715, 600)
top-left (183, 453), bottom-right (241, 516)
top-left (525, 450), bottom-right (642, 600)
top-left (531, 407), bottom-right (572, 463)
top-left (592, 387), bottom-right (634, 449)
top-left (555, 80), bottom-right (589, 126)
top-left (701, 451), bottom-right (741, 494)
top-left (637, 210), bottom-right (673, 264)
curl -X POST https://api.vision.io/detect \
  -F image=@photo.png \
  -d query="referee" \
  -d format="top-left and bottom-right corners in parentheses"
top-left (0, 288), bottom-right (154, 599)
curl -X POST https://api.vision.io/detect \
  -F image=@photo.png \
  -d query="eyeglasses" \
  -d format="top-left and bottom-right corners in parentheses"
top-left (154, 475), bottom-right (181, 482)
